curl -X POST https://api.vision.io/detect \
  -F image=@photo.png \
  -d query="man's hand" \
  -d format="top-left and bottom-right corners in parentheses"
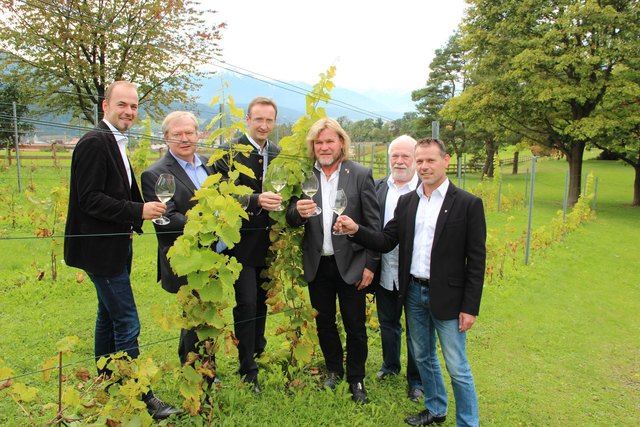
top-left (257, 191), bottom-right (283, 211)
top-left (296, 199), bottom-right (319, 219)
top-left (355, 268), bottom-right (374, 291)
top-left (334, 215), bottom-right (359, 235)
top-left (458, 312), bottom-right (477, 332)
top-left (142, 201), bottom-right (166, 220)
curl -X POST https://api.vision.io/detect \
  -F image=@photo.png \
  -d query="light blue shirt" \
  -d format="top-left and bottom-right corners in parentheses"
top-left (168, 150), bottom-right (226, 253)
top-left (168, 150), bottom-right (209, 189)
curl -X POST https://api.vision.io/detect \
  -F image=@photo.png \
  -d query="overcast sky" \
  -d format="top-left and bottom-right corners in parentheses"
top-left (209, 0), bottom-right (469, 96)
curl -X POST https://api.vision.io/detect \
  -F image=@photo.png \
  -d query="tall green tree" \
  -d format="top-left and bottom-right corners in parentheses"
top-left (0, 0), bottom-right (225, 124)
top-left (0, 82), bottom-right (33, 153)
top-left (457, 0), bottom-right (639, 204)
top-left (412, 32), bottom-right (469, 158)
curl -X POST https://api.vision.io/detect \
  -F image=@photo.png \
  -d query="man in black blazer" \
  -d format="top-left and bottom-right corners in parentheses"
top-left (286, 118), bottom-right (380, 404)
top-left (373, 135), bottom-right (423, 402)
top-left (141, 111), bottom-right (218, 365)
top-left (215, 97), bottom-right (282, 393)
top-left (337, 138), bottom-right (486, 426)
top-left (64, 81), bottom-right (178, 419)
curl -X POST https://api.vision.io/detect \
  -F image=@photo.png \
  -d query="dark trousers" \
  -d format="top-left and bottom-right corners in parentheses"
top-left (308, 256), bottom-right (368, 383)
top-left (376, 285), bottom-right (422, 389)
top-left (87, 242), bottom-right (141, 374)
top-left (178, 327), bottom-right (198, 365)
top-left (233, 265), bottom-right (268, 380)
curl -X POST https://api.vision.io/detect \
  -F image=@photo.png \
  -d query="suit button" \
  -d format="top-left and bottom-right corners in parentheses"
top-left (258, 159), bottom-right (263, 164)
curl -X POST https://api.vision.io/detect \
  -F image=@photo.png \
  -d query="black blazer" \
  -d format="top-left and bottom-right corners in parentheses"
top-left (141, 151), bottom-right (214, 293)
top-left (351, 182), bottom-right (486, 319)
top-left (64, 121), bottom-right (144, 276)
top-left (215, 134), bottom-right (280, 267)
top-left (286, 160), bottom-right (381, 285)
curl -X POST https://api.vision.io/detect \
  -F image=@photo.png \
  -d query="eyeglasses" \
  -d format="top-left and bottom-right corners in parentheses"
top-left (168, 130), bottom-right (197, 139)
top-left (249, 117), bottom-right (275, 126)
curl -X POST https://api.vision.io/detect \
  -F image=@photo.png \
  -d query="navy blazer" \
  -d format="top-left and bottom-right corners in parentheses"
top-left (286, 160), bottom-right (380, 285)
top-left (215, 134), bottom-right (280, 267)
top-left (351, 181), bottom-right (486, 319)
top-left (141, 151), bottom-right (214, 293)
top-left (64, 121), bottom-right (144, 276)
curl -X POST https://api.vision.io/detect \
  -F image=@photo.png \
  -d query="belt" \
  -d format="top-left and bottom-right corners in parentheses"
top-left (411, 275), bottom-right (429, 287)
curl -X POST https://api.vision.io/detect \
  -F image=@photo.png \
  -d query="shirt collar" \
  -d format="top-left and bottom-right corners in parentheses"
top-left (102, 119), bottom-right (128, 144)
top-left (246, 134), bottom-right (268, 153)
top-left (416, 177), bottom-right (449, 199)
top-left (169, 150), bottom-right (202, 169)
top-left (314, 160), bottom-right (343, 177)
top-left (387, 173), bottom-right (419, 191)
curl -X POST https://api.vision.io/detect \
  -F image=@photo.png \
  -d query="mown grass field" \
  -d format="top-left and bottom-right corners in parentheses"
top-left (0, 152), bottom-right (638, 426)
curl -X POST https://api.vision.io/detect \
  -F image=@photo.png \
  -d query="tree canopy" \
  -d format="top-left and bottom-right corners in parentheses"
top-left (0, 0), bottom-right (225, 124)
top-left (440, 0), bottom-right (639, 205)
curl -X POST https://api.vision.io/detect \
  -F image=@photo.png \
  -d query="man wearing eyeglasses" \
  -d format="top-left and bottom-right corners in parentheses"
top-left (215, 97), bottom-right (282, 393)
top-left (141, 111), bottom-right (218, 366)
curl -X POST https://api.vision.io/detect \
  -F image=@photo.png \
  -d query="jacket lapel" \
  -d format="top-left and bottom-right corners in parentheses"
top-left (433, 182), bottom-right (457, 248)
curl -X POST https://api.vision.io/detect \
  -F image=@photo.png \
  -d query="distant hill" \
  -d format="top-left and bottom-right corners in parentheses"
top-left (26, 72), bottom-right (416, 141)
top-left (191, 72), bottom-right (415, 123)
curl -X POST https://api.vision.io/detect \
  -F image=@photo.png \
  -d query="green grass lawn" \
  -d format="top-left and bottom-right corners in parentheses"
top-left (0, 154), bottom-right (638, 425)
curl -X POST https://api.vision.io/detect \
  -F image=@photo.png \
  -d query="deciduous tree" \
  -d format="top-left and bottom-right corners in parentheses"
top-left (0, 0), bottom-right (225, 124)
top-left (458, 0), bottom-right (639, 204)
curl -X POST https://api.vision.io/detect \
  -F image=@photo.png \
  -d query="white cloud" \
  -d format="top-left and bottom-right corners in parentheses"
top-left (209, 0), bottom-right (468, 95)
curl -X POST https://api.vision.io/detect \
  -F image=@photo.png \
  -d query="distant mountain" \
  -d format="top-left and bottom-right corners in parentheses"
top-left (26, 72), bottom-right (417, 141)
top-left (191, 72), bottom-right (415, 123)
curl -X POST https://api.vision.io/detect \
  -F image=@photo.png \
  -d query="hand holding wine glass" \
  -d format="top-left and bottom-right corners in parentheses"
top-left (269, 170), bottom-right (286, 211)
top-left (331, 188), bottom-right (348, 235)
top-left (301, 173), bottom-right (321, 216)
top-left (152, 173), bottom-right (175, 225)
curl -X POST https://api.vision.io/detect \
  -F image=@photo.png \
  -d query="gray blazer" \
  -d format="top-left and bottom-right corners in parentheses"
top-left (286, 160), bottom-right (380, 284)
top-left (141, 151), bottom-right (214, 293)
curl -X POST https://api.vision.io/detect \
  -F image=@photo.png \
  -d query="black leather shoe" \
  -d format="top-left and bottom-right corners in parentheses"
top-left (349, 381), bottom-right (368, 404)
top-left (245, 376), bottom-right (262, 394)
top-left (324, 372), bottom-right (342, 390)
top-left (143, 393), bottom-right (181, 420)
top-left (408, 386), bottom-right (424, 402)
top-left (405, 409), bottom-right (446, 426)
top-left (376, 370), bottom-right (397, 380)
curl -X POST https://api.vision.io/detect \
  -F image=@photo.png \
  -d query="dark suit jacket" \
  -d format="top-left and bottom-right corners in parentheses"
top-left (141, 151), bottom-right (214, 293)
top-left (64, 121), bottom-right (144, 276)
top-left (215, 134), bottom-right (280, 267)
top-left (286, 160), bottom-right (381, 285)
top-left (351, 181), bottom-right (486, 320)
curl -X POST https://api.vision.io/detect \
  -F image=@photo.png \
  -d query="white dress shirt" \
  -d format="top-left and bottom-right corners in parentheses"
top-left (103, 119), bottom-right (132, 187)
top-left (410, 178), bottom-right (449, 280)
top-left (247, 134), bottom-right (270, 189)
top-left (380, 174), bottom-right (419, 291)
top-left (318, 161), bottom-right (341, 256)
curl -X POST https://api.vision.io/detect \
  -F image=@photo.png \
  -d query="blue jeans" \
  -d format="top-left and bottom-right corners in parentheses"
top-left (376, 285), bottom-right (422, 390)
top-left (88, 243), bottom-right (141, 366)
top-left (406, 279), bottom-right (479, 427)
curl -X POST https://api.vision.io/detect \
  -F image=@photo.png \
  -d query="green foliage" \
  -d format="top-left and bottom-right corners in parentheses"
top-left (129, 117), bottom-right (154, 184)
top-left (0, 82), bottom-right (33, 149)
top-left (453, 0), bottom-right (640, 204)
top-left (263, 67), bottom-right (339, 370)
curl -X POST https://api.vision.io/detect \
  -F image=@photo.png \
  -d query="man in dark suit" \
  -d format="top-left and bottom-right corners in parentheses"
top-left (215, 97), bottom-right (282, 393)
top-left (64, 81), bottom-right (178, 419)
top-left (141, 111), bottom-right (219, 365)
top-left (336, 137), bottom-right (486, 426)
top-left (373, 135), bottom-right (423, 402)
top-left (286, 118), bottom-right (380, 404)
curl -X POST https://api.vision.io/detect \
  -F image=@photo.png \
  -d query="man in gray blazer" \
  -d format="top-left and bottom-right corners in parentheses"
top-left (141, 111), bottom-right (218, 366)
top-left (286, 118), bottom-right (380, 404)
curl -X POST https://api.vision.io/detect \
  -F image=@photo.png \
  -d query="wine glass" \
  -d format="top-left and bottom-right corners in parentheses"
top-left (234, 194), bottom-right (249, 210)
top-left (152, 173), bottom-right (175, 225)
top-left (269, 170), bottom-right (286, 211)
top-left (331, 188), bottom-right (348, 235)
top-left (301, 173), bottom-right (321, 216)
